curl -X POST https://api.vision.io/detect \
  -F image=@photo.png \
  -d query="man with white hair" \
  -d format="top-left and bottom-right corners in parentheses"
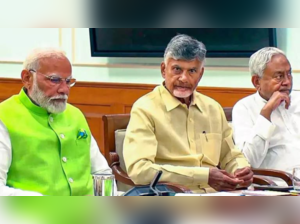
top-left (232, 47), bottom-right (300, 180)
top-left (0, 48), bottom-right (114, 196)
top-left (123, 34), bottom-right (252, 193)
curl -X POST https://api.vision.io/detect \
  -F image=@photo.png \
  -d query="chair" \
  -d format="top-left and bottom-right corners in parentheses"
top-left (102, 114), bottom-right (191, 193)
top-left (223, 107), bottom-right (293, 186)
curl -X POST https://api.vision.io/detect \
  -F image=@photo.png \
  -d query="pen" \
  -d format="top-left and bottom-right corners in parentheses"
top-left (203, 131), bottom-right (208, 142)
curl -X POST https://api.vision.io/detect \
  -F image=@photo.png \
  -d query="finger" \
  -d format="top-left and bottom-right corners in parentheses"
top-left (221, 181), bottom-right (242, 190)
top-left (239, 179), bottom-right (253, 187)
top-left (221, 170), bottom-right (235, 179)
top-left (237, 172), bottom-right (253, 182)
top-left (235, 167), bottom-right (250, 177)
top-left (223, 175), bottom-right (244, 186)
top-left (282, 95), bottom-right (291, 109)
top-left (285, 96), bottom-right (291, 109)
top-left (235, 170), bottom-right (250, 178)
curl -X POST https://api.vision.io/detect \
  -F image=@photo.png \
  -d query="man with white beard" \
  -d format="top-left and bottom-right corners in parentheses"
top-left (0, 48), bottom-right (113, 196)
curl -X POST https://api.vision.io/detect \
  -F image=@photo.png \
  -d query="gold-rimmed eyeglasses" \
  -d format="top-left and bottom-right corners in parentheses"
top-left (29, 69), bottom-right (76, 87)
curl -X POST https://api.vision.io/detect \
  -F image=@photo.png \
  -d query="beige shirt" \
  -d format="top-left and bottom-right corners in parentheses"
top-left (123, 85), bottom-right (250, 193)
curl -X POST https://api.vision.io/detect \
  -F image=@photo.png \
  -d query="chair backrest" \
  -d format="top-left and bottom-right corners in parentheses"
top-left (223, 107), bottom-right (233, 122)
top-left (102, 114), bottom-right (132, 191)
top-left (102, 114), bottom-right (130, 165)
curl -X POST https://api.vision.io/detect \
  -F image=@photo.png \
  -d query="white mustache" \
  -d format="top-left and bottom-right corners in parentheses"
top-left (49, 95), bottom-right (68, 101)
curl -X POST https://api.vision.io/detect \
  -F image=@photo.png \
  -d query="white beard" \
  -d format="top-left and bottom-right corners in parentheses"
top-left (173, 89), bottom-right (193, 99)
top-left (30, 79), bottom-right (68, 114)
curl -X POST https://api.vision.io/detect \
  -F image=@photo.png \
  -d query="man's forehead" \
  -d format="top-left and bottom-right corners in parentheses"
top-left (269, 54), bottom-right (290, 65)
top-left (39, 56), bottom-right (71, 67)
top-left (38, 57), bottom-right (72, 72)
top-left (264, 55), bottom-right (290, 70)
top-left (167, 58), bottom-right (202, 67)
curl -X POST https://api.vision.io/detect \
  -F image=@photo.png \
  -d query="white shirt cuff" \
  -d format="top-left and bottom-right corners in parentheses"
top-left (253, 115), bottom-right (276, 140)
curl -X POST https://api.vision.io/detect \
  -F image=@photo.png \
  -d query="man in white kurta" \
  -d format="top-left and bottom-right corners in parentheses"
top-left (232, 47), bottom-right (300, 181)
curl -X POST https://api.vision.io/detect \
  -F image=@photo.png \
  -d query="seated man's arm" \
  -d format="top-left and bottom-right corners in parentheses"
top-left (90, 136), bottom-right (113, 175)
top-left (232, 102), bottom-right (275, 168)
top-left (123, 105), bottom-right (209, 187)
top-left (0, 121), bottom-right (42, 196)
top-left (90, 136), bottom-right (117, 194)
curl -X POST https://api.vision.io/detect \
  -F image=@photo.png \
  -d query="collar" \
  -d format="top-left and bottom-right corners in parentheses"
top-left (18, 88), bottom-right (49, 115)
top-left (159, 84), bottom-right (202, 112)
top-left (254, 91), bottom-right (268, 104)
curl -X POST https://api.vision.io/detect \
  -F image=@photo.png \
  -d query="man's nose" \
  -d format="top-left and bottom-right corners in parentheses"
top-left (57, 81), bottom-right (70, 95)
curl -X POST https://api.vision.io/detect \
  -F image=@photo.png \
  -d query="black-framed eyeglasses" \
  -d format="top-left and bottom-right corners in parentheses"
top-left (29, 69), bottom-right (76, 87)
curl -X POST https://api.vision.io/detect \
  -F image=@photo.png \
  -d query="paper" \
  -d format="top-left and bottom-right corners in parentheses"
top-left (175, 192), bottom-right (244, 196)
top-left (242, 190), bottom-right (291, 196)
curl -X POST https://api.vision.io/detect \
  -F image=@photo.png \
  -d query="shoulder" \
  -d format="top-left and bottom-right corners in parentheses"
top-left (196, 92), bottom-right (220, 106)
top-left (233, 93), bottom-right (256, 111)
top-left (132, 86), bottom-right (162, 111)
top-left (195, 91), bottom-right (223, 112)
top-left (0, 95), bottom-right (20, 117)
top-left (0, 95), bottom-right (18, 108)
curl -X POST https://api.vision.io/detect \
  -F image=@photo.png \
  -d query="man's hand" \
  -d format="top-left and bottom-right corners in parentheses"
top-left (208, 168), bottom-right (244, 191)
top-left (234, 167), bottom-right (253, 187)
top-left (261, 91), bottom-right (291, 121)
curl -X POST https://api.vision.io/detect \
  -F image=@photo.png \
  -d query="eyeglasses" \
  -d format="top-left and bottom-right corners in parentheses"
top-left (29, 69), bottom-right (76, 87)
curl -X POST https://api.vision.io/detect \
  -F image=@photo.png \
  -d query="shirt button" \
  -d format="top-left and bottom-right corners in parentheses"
top-left (49, 117), bottom-right (54, 123)
top-left (69, 178), bottom-right (74, 183)
top-left (62, 157), bottom-right (67, 163)
top-left (60, 134), bottom-right (65, 139)
top-left (189, 118), bottom-right (193, 122)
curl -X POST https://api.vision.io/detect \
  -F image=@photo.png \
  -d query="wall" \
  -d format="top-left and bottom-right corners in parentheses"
top-left (0, 28), bottom-right (299, 89)
top-left (0, 28), bottom-right (298, 154)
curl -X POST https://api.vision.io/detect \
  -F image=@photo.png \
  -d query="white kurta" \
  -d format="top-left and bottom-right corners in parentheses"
top-left (232, 91), bottom-right (300, 178)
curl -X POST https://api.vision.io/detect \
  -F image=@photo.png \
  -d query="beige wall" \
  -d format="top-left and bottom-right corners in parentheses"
top-left (0, 28), bottom-right (299, 89)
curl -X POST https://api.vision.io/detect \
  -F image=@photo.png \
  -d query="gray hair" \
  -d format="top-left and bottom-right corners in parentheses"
top-left (23, 47), bottom-right (68, 71)
top-left (249, 47), bottom-right (286, 77)
top-left (164, 34), bottom-right (207, 64)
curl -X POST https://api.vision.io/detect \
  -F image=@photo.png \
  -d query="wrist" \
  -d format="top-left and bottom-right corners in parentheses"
top-left (260, 106), bottom-right (273, 121)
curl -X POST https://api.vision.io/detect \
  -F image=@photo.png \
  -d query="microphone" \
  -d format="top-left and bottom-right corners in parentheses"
top-left (123, 171), bottom-right (175, 196)
top-left (149, 170), bottom-right (163, 196)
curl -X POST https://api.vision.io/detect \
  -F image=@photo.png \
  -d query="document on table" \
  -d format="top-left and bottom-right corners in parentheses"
top-left (175, 192), bottom-right (244, 196)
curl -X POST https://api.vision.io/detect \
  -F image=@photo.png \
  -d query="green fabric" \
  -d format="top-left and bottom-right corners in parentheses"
top-left (0, 89), bottom-right (93, 196)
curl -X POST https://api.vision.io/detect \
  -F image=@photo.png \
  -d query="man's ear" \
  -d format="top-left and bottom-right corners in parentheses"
top-left (251, 75), bottom-right (261, 90)
top-left (161, 62), bottom-right (166, 79)
top-left (21, 70), bottom-right (34, 90)
top-left (198, 67), bottom-right (204, 81)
